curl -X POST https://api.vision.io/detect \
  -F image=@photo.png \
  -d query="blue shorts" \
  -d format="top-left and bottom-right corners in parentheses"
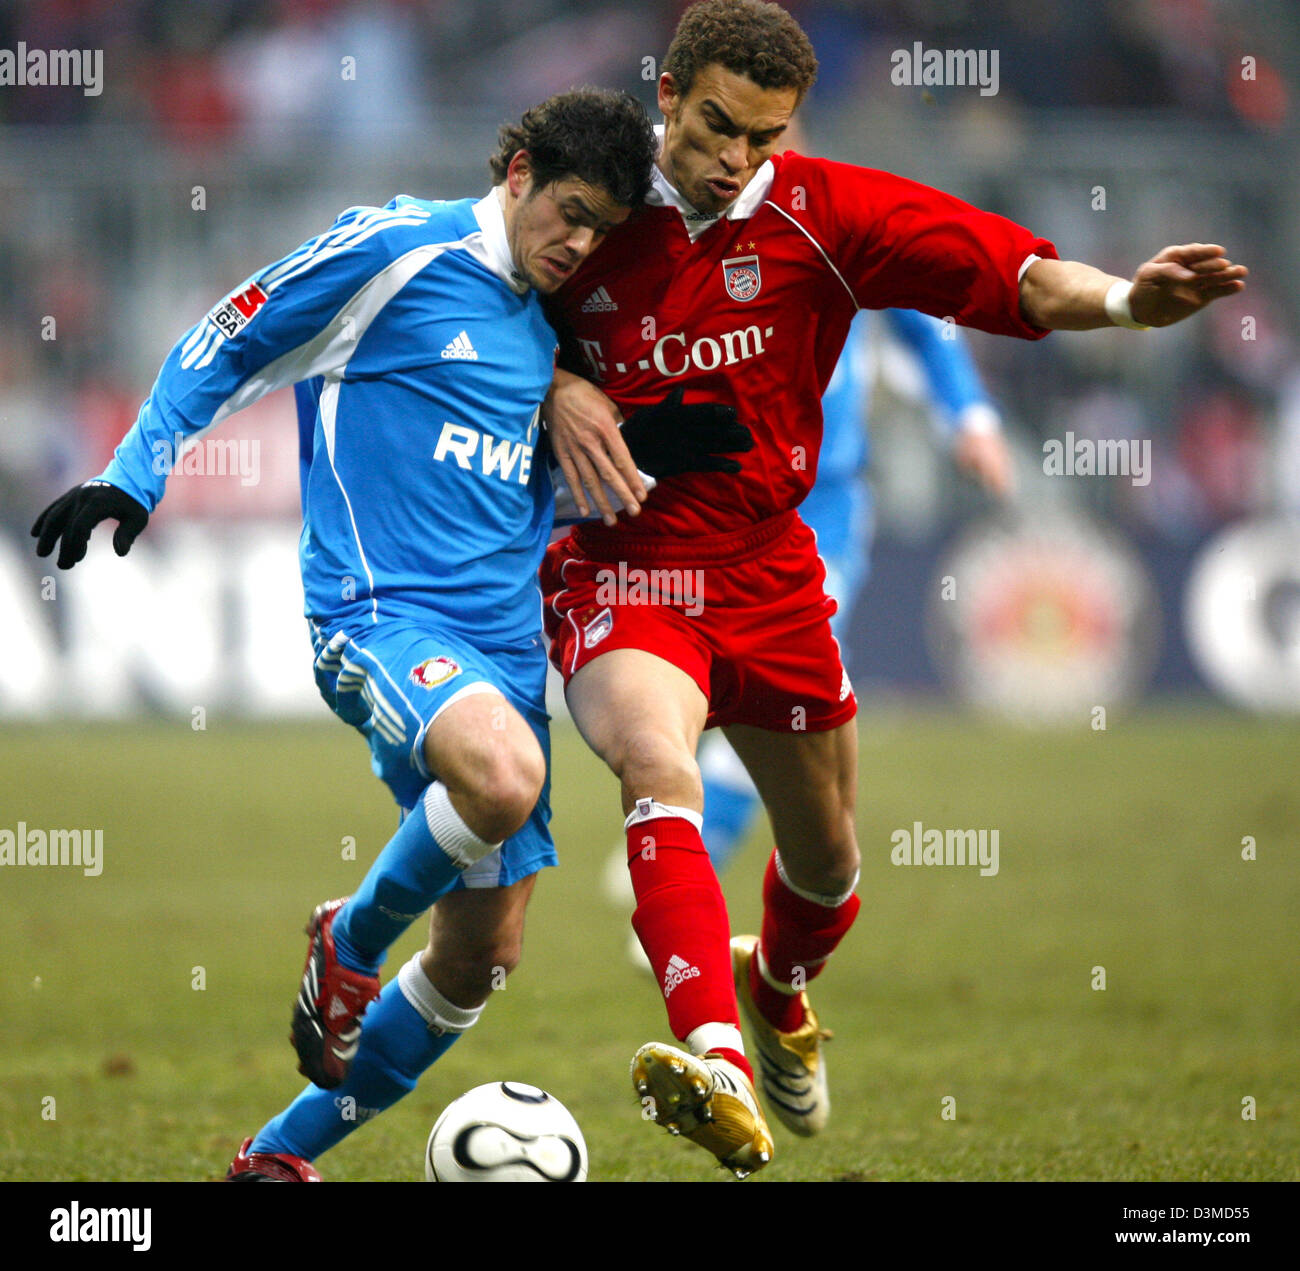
top-left (309, 619), bottom-right (555, 889)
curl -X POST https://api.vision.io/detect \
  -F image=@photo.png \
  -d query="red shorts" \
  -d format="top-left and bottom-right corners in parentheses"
top-left (542, 510), bottom-right (857, 733)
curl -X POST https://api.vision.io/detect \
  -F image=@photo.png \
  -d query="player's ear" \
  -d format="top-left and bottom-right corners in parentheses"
top-left (506, 150), bottom-right (535, 200)
top-left (658, 72), bottom-right (680, 122)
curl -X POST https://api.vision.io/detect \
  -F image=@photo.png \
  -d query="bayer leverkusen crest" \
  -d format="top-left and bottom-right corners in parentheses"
top-left (410, 656), bottom-right (462, 689)
top-left (722, 255), bottom-right (761, 302)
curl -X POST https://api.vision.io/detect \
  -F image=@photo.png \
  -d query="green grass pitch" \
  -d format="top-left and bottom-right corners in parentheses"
top-left (1, 709), bottom-right (1296, 1181)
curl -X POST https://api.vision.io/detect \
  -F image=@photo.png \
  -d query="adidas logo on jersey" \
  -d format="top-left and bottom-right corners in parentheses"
top-left (663, 953), bottom-right (701, 997)
top-left (441, 330), bottom-right (478, 360)
top-left (581, 286), bottom-right (618, 313)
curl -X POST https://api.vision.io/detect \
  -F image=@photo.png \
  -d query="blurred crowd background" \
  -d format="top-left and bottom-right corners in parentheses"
top-left (1, 0), bottom-right (1298, 716)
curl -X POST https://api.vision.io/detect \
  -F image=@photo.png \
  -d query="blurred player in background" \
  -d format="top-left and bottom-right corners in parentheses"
top-left (543, 0), bottom-right (1247, 1178)
top-left (31, 89), bottom-right (746, 1181)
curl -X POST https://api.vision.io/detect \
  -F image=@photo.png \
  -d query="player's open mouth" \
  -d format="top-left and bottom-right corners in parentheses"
top-left (707, 178), bottom-right (739, 200)
top-left (542, 257), bottom-right (573, 279)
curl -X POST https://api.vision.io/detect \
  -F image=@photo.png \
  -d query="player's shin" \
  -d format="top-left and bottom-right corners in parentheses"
top-left (254, 954), bottom-right (481, 1162)
top-left (332, 781), bottom-right (501, 972)
top-left (752, 848), bottom-right (860, 1032)
top-left (625, 800), bottom-right (750, 1080)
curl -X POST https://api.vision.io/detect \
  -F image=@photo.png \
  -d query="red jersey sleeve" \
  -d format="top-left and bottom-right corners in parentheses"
top-left (779, 154), bottom-right (1059, 341)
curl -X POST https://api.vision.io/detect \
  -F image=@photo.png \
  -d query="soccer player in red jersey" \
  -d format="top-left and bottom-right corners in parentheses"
top-left (541, 0), bottom-right (1247, 1178)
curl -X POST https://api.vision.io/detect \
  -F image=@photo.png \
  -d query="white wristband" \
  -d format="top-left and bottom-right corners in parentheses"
top-left (1104, 280), bottom-right (1149, 330)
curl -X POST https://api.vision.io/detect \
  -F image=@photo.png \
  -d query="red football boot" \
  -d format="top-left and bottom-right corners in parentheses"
top-left (225, 1137), bottom-right (322, 1182)
top-left (290, 898), bottom-right (380, 1089)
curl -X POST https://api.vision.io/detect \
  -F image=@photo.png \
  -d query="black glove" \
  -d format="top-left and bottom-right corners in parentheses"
top-left (31, 480), bottom-right (149, 569)
top-left (620, 387), bottom-right (754, 478)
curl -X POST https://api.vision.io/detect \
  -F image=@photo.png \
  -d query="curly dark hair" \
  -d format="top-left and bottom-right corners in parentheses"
top-left (489, 88), bottom-right (657, 208)
top-left (664, 0), bottom-right (819, 103)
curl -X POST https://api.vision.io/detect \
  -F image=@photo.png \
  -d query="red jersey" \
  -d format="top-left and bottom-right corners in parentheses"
top-left (549, 151), bottom-right (1058, 540)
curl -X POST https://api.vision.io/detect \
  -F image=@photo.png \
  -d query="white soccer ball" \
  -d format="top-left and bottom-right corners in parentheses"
top-left (424, 1081), bottom-right (588, 1182)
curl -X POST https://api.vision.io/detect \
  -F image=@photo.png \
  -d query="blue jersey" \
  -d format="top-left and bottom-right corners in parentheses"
top-left (804, 307), bottom-right (994, 561)
top-left (99, 193), bottom-right (558, 649)
top-left (816, 308), bottom-right (993, 484)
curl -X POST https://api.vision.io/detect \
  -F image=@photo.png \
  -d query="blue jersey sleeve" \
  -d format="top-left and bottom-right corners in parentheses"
top-left (99, 199), bottom-right (435, 511)
top-left (883, 308), bottom-right (996, 432)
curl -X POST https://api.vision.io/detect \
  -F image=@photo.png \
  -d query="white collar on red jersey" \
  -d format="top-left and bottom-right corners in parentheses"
top-left (648, 126), bottom-right (777, 241)
top-left (474, 188), bottom-right (531, 295)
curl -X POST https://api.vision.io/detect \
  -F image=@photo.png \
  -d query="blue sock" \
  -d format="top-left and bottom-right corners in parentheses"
top-left (698, 735), bottom-right (761, 874)
top-left (701, 776), bottom-right (761, 874)
top-left (333, 781), bottom-right (492, 974)
top-left (251, 964), bottom-right (467, 1161)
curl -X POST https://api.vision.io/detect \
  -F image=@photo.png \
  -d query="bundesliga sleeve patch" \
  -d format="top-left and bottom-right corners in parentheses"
top-left (206, 281), bottom-right (269, 339)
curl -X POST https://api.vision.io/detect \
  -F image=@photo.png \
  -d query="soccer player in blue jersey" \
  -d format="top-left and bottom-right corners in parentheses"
top-left (31, 89), bottom-right (748, 1181)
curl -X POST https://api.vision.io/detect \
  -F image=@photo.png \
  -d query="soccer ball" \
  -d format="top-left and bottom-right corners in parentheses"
top-left (424, 1081), bottom-right (588, 1182)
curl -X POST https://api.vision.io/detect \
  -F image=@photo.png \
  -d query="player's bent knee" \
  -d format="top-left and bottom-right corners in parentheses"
top-left (469, 742), bottom-right (545, 842)
top-left (431, 724), bottom-right (545, 844)
top-left (781, 817), bottom-right (860, 896)
top-left (617, 729), bottom-right (701, 803)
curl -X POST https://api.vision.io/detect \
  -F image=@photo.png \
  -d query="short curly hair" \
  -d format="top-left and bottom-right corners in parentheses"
top-left (664, 0), bottom-right (819, 103)
top-left (489, 88), bottom-right (657, 208)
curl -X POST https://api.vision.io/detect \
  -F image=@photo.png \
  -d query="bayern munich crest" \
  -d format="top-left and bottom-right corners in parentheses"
top-left (722, 254), bottom-right (761, 302)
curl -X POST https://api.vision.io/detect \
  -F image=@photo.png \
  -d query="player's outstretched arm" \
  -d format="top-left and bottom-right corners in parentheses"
top-left (30, 201), bottom-right (433, 568)
top-left (1020, 245), bottom-right (1247, 331)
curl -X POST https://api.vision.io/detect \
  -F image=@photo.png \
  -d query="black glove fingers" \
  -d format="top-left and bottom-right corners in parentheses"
top-left (111, 500), bottom-right (148, 556)
top-left (658, 385), bottom-right (685, 413)
top-left (32, 491), bottom-right (79, 558)
top-left (621, 390), bottom-right (751, 479)
top-left (682, 402), bottom-right (737, 428)
top-left (719, 422), bottom-right (756, 452)
top-left (31, 482), bottom-right (150, 568)
top-left (695, 456), bottom-right (742, 474)
top-left (57, 504), bottom-right (104, 569)
top-left (112, 519), bottom-right (142, 557)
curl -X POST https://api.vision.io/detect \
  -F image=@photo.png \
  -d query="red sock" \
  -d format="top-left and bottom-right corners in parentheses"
top-left (751, 848), bottom-right (860, 1032)
top-left (626, 807), bottom-right (751, 1082)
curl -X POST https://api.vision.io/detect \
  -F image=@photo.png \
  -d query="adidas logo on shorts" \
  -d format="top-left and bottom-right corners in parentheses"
top-left (581, 286), bottom-right (618, 313)
top-left (663, 953), bottom-right (701, 997)
top-left (441, 330), bottom-right (478, 360)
